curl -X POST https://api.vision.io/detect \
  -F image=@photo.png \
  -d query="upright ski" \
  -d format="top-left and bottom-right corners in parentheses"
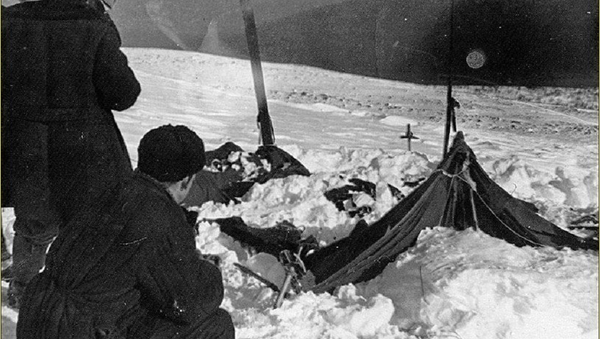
top-left (240, 0), bottom-right (276, 146)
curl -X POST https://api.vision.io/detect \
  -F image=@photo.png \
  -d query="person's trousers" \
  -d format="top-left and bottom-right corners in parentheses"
top-left (2, 111), bottom-right (132, 298)
top-left (2, 231), bottom-right (10, 261)
top-left (9, 217), bottom-right (58, 297)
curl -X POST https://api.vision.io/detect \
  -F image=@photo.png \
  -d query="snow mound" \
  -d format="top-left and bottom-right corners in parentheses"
top-left (366, 227), bottom-right (598, 339)
top-left (487, 156), bottom-right (598, 209)
top-left (196, 148), bottom-right (433, 244)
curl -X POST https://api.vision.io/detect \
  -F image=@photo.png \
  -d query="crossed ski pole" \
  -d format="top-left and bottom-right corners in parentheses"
top-left (400, 124), bottom-right (419, 151)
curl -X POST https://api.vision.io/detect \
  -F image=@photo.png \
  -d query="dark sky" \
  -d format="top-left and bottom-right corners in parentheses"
top-left (111, 0), bottom-right (599, 87)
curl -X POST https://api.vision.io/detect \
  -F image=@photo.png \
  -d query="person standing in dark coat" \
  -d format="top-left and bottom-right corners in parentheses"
top-left (1, 0), bottom-right (141, 307)
top-left (17, 125), bottom-right (235, 339)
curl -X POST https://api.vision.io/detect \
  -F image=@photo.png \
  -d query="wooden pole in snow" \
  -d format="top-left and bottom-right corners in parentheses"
top-left (442, 0), bottom-right (455, 158)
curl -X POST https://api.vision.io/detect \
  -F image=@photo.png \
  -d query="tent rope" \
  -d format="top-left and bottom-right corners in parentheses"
top-left (435, 167), bottom-right (470, 226)
top-left (469, 187), bottom-right (545, 247)
top-left (433, 169), bottom-right (544, 247)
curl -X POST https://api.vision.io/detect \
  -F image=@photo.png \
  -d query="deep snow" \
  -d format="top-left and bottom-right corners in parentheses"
top-left (2, 48), bottom-right (597, 339)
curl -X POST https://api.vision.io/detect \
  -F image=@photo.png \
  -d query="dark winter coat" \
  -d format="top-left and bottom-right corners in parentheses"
top-left (17, 172), bottom-right (227, 339)
top-left (1, 0), bottom-right (140, 223)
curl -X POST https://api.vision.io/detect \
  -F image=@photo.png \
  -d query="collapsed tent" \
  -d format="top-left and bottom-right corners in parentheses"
top-left (183, 142), bottom-right (310, 207)
top-left (214, 217), bottom-right (318, 259)
top-left (303, 132), bottom-right (598, 294)
top-left (324, 178), bottom-right (407, 218)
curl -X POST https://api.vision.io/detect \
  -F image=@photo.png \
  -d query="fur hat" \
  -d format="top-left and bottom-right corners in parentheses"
top-left (138, 125), bottom-right (205, 182)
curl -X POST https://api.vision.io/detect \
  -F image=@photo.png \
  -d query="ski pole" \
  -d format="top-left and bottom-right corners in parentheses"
top-left (400, 123), bottom-right (419, 151)
top-left (274, 267), bottom-right (294, 308)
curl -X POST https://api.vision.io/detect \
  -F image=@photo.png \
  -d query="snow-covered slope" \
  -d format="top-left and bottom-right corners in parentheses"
top-left (2, 48), bottom-right (597, 339)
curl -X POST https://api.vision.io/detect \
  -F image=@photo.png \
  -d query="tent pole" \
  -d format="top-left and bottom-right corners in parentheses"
top-left (442, 0), bottom-right (455, 158)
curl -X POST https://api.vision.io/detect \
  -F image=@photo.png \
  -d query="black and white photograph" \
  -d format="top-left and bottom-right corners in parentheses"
top-left (1, 0), bottom-right (598, 338)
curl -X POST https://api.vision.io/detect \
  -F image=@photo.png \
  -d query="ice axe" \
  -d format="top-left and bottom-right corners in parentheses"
top-left (240, 0), bottom-right (275, 146)
top-left (274, 249), bottom-right (307, 308)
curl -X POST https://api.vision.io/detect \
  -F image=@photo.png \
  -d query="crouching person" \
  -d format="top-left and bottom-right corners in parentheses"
top-left (16, 125), bottom-right (235, 339)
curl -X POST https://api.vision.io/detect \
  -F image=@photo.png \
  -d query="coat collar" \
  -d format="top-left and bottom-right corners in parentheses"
top-left (133, 169), bottom-right (177, 203)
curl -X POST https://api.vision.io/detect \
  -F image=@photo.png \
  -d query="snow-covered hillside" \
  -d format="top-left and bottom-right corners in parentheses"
top-left (2, 48), bottom-right (597, 339)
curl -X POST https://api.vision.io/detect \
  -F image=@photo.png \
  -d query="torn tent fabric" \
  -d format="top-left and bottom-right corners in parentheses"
top-left (183, 142), bottom-right (310, 207)
top-left (252, 145), bottom-right (311, 183)
top-left (214, 217), bottom-right (318, 259)
top-left (324, 178), bottom-right (406, 217)
top-left (305, 132), bottom-right (598, 294)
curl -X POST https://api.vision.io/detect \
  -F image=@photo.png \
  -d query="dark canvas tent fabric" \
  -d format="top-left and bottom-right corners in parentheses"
top-left (201, 142), bottom-right (311, 201)
top-left (305, 132), bottom-right (598, 294)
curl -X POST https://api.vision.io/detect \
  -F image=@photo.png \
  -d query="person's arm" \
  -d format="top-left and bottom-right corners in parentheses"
top-left (182, 170), bottom-right (243, 207)
top-left (135, 205), bottom-right (224, 325)
top-left (93, 20), bottom-right (141, 111)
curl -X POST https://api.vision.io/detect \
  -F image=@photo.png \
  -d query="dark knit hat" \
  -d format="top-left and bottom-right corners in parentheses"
top-left (138, 125), bottom-right (205, 182)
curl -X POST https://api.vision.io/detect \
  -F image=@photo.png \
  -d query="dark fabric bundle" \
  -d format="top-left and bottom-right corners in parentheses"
top-left (215, 217), bottom-right (318, 258)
